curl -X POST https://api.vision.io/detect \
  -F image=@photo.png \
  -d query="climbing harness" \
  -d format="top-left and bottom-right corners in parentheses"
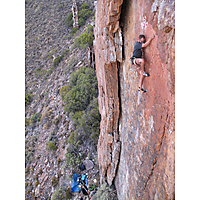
top-left (130, 56), bottom-right (141, 69)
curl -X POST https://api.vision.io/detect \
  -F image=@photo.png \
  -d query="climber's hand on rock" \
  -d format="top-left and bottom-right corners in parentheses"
top-left (142, 35), bottom-right (155, 48)
top-left (151, 34), bottom-right (155, 39)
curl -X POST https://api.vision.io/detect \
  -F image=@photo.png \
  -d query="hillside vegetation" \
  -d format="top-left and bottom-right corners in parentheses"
top-left (25, 0), bottom-right (100, 199)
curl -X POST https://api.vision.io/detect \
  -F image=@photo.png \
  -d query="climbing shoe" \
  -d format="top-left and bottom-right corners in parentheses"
top-left (143, 72), bottom-right (150, 77)
top-left (138, 87), bottom-right (147, 93)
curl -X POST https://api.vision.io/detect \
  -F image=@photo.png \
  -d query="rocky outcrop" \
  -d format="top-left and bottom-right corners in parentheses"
top-left (94, 0), bottom-right (123, 186)
top-left (72, 0), bottom-right (79, 28)
top-left (94, 0), bottom-right (175, 199)
top-left (87, 46), bottom-right (95, 68)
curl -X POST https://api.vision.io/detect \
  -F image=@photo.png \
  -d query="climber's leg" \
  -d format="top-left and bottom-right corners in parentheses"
top-left (135, 58), bottom-right (145, 73)
top-left (132, 58), bottom-right (147, 92)
top-left (139, 71), bottom-right (145, 89)
top-left (138, 73), bottom-right (147, 93)
top-left (134, 58), bottom-right (145, 88)
top-left (136, 58), bottom-right (150, 77)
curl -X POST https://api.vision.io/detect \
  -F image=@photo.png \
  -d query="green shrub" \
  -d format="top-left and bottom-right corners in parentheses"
top-left (25, 118), bottom-right (30, 127)
top-left (66, 4), bottom-right (91, 29)
top-left (78, 17), bottom-right (85, 26)
top-left (91, 182), bottom-right (118, 200)
top-left (62, 67), bottom-right (100, 146)
top-left (47, 131), bottom-right (58, 152)
top-left (62, 66), bottom-right (100, 167)
top-left (71, 98), bottom-right (100, 144)
top-left (32, 192), bottom-right (35, 199)
top-left (90, 131), bottom-right (100, 144)
top-left (81, 3), bottom-right (90, 9)
top-left (62, 49), bottom-right (70, 56)
top-left (68, 130), bottom-right (81, 146)
top-left (35, 180), bottom-right (39, 188)
top-left (65, 188), bottom-right (72, 199)
top-left (58, 4), bottom-right (63, 11)
top-left (78, 9), bottom-right (91, 20)
top-left (72, 25), bottom-right (94, 50)
top-left (77, 3), bottom-right (92, 27)
top-left (65, 12), bottom-right (73, 27)
top-left (48, 131), bottom-right (57, 142)
top-left (52, 116), bottom-right (61, 126)
top-left (51, 176), bottom-right (59, 187)
top-left (25, 92), bottom-right (32, 106)
top-left (57, 158), bottom-right (62, 166)
top-left (25, 166), bottom-right (30, 174)
top-left (52, 186), bottom-right (72, 200)
top-left (34, 67), bottom-right (43, 77)
top-left (71, 111), bottom-right (83, 124)
top-left (78, 8), bottom-right (92, 27)
top-left (53, 49), bottom-right (69, 68)
top-left (53, 55), bottom-right (64, 67)
top-left (46, 51), bottom-right (54, 60)
top-left (48, 141), bottom-right (58, 151)
top-left (63, 67), bottom-right (98, 113)
top-left (86, 98), bottom-right (101, 143)
top-left (25, 136), bottom-right (37, 165)
top-left (44, 66), bottom-right (53, 75)
top-left (65, 149), bottom-right (83, 168)
top-left (71, 27), bottom-right (79, 35)
top-left (59, 86), bottom-right (69, 100)
top-left (31, 113), bottom-right (41, 124)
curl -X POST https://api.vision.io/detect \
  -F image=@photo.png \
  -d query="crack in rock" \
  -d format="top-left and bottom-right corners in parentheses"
top-left (142, 125), bottom-right (166, 194)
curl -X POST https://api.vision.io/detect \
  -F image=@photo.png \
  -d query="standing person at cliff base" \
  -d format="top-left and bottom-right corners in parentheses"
top-left (131, 34), bottom-right (155, 93)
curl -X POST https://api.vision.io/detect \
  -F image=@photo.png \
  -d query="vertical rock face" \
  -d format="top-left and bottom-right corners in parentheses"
top-left (94, 0), bottom-right (175, 199)
top-left (72, 0), bottom-right (79, 28)
top-left (94, 0), bottom-right (123, 186)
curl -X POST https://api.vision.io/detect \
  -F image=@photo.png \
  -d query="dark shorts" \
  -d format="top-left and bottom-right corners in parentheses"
top-left (131, 57), bottom-right (142, 72)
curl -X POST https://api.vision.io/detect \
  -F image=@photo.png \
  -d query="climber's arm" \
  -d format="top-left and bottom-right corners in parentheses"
top-left (142, 34), bottom-right (155, 48)
top-left (141, 48), bottom-right (144, 58)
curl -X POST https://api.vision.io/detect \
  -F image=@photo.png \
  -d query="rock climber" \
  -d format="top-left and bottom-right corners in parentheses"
top-left (131, 34), bottom-right (155, 93)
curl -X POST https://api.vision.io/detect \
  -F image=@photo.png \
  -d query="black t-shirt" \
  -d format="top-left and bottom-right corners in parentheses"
top-left (132, 41), bottom-right (143, 58)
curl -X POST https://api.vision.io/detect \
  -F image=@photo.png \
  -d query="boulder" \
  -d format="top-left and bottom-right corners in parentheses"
top-left (83, 159), bottom-right (94, 170)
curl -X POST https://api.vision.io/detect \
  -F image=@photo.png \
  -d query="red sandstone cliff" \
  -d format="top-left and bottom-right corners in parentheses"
top-left (94, 0), bottom-right (175, 199)
top-left (93, 0), bottom-right (123, 187)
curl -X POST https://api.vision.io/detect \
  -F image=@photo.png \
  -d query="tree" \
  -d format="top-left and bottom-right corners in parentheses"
top-left (65, 12), bottom-right (73, 27)
top-left (63, 67), bottom-right (98, 114)
top-left (72, 25), bottom-right (94, 50)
